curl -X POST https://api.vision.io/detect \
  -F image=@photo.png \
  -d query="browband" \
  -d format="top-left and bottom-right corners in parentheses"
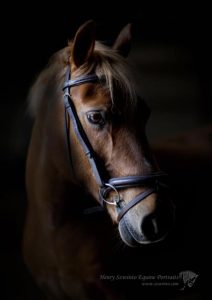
top-left (63, 74), bottom-right (99, 90)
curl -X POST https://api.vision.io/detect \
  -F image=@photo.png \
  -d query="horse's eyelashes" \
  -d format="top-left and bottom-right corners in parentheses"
top-left (86, 111), bottom-right (106, 127)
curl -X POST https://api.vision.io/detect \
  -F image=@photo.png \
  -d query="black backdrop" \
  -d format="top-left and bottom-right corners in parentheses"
top-left (1, 3), bottom-right (210, 299)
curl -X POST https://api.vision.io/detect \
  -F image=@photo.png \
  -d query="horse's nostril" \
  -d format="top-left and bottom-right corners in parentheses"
top-left (140, 215), bottom-right (159, 240)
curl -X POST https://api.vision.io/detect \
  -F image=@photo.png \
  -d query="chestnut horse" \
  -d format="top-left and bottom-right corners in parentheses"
top-left (23, 21), bottom-right (174, 299)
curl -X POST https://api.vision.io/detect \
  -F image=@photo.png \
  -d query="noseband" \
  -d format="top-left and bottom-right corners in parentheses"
top-left (63, 67), bottom-right (167, 222)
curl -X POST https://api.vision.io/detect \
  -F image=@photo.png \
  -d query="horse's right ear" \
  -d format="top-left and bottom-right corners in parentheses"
top-left (71, 20), bottom-right (96, 68)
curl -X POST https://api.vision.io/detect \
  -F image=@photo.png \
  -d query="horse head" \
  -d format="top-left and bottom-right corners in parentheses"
top-left (64, 20), bottom-right (174, 247)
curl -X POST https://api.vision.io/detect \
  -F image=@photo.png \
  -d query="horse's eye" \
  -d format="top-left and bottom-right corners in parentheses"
top-left (86, 111), bottom-right (105, 127)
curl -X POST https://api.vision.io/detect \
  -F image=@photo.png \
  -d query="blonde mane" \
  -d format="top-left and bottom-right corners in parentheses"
top-left (28, 41), bottom-right (137, 117)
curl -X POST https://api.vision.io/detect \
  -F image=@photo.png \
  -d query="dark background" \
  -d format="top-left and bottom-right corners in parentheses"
top-left (1, 3), bottom-right (210, 299)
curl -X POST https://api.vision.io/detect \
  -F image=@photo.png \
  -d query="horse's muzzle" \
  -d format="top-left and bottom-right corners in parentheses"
top-left (118, 194), bottom-right (175, 247)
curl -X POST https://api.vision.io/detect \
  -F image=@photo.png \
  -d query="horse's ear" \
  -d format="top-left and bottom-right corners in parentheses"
top-left (71, 20), bottom-right (96, 68)
top-left (113, 23), bottom-right (132, 57)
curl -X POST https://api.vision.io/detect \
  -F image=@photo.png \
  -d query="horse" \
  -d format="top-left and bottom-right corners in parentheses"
top-left (23, 20), bottom-right (174, 300)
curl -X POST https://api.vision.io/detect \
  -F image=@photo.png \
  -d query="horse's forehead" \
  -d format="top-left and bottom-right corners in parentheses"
top-left (71, 83), bottom-right (111, 107)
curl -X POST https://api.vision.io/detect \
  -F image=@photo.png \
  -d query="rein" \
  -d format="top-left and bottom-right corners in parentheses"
top-left (63, 67), bottom-right (167, 221)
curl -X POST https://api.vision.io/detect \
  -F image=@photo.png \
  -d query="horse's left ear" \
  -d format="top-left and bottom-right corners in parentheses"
top-left (71, 20), bottom-right (96, 68)
top-left (113, 24), bottom-right (132, 57)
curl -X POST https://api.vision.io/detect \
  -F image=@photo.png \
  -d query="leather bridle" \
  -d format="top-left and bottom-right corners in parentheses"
top-left (63, 67), bottom-right (167, 222)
